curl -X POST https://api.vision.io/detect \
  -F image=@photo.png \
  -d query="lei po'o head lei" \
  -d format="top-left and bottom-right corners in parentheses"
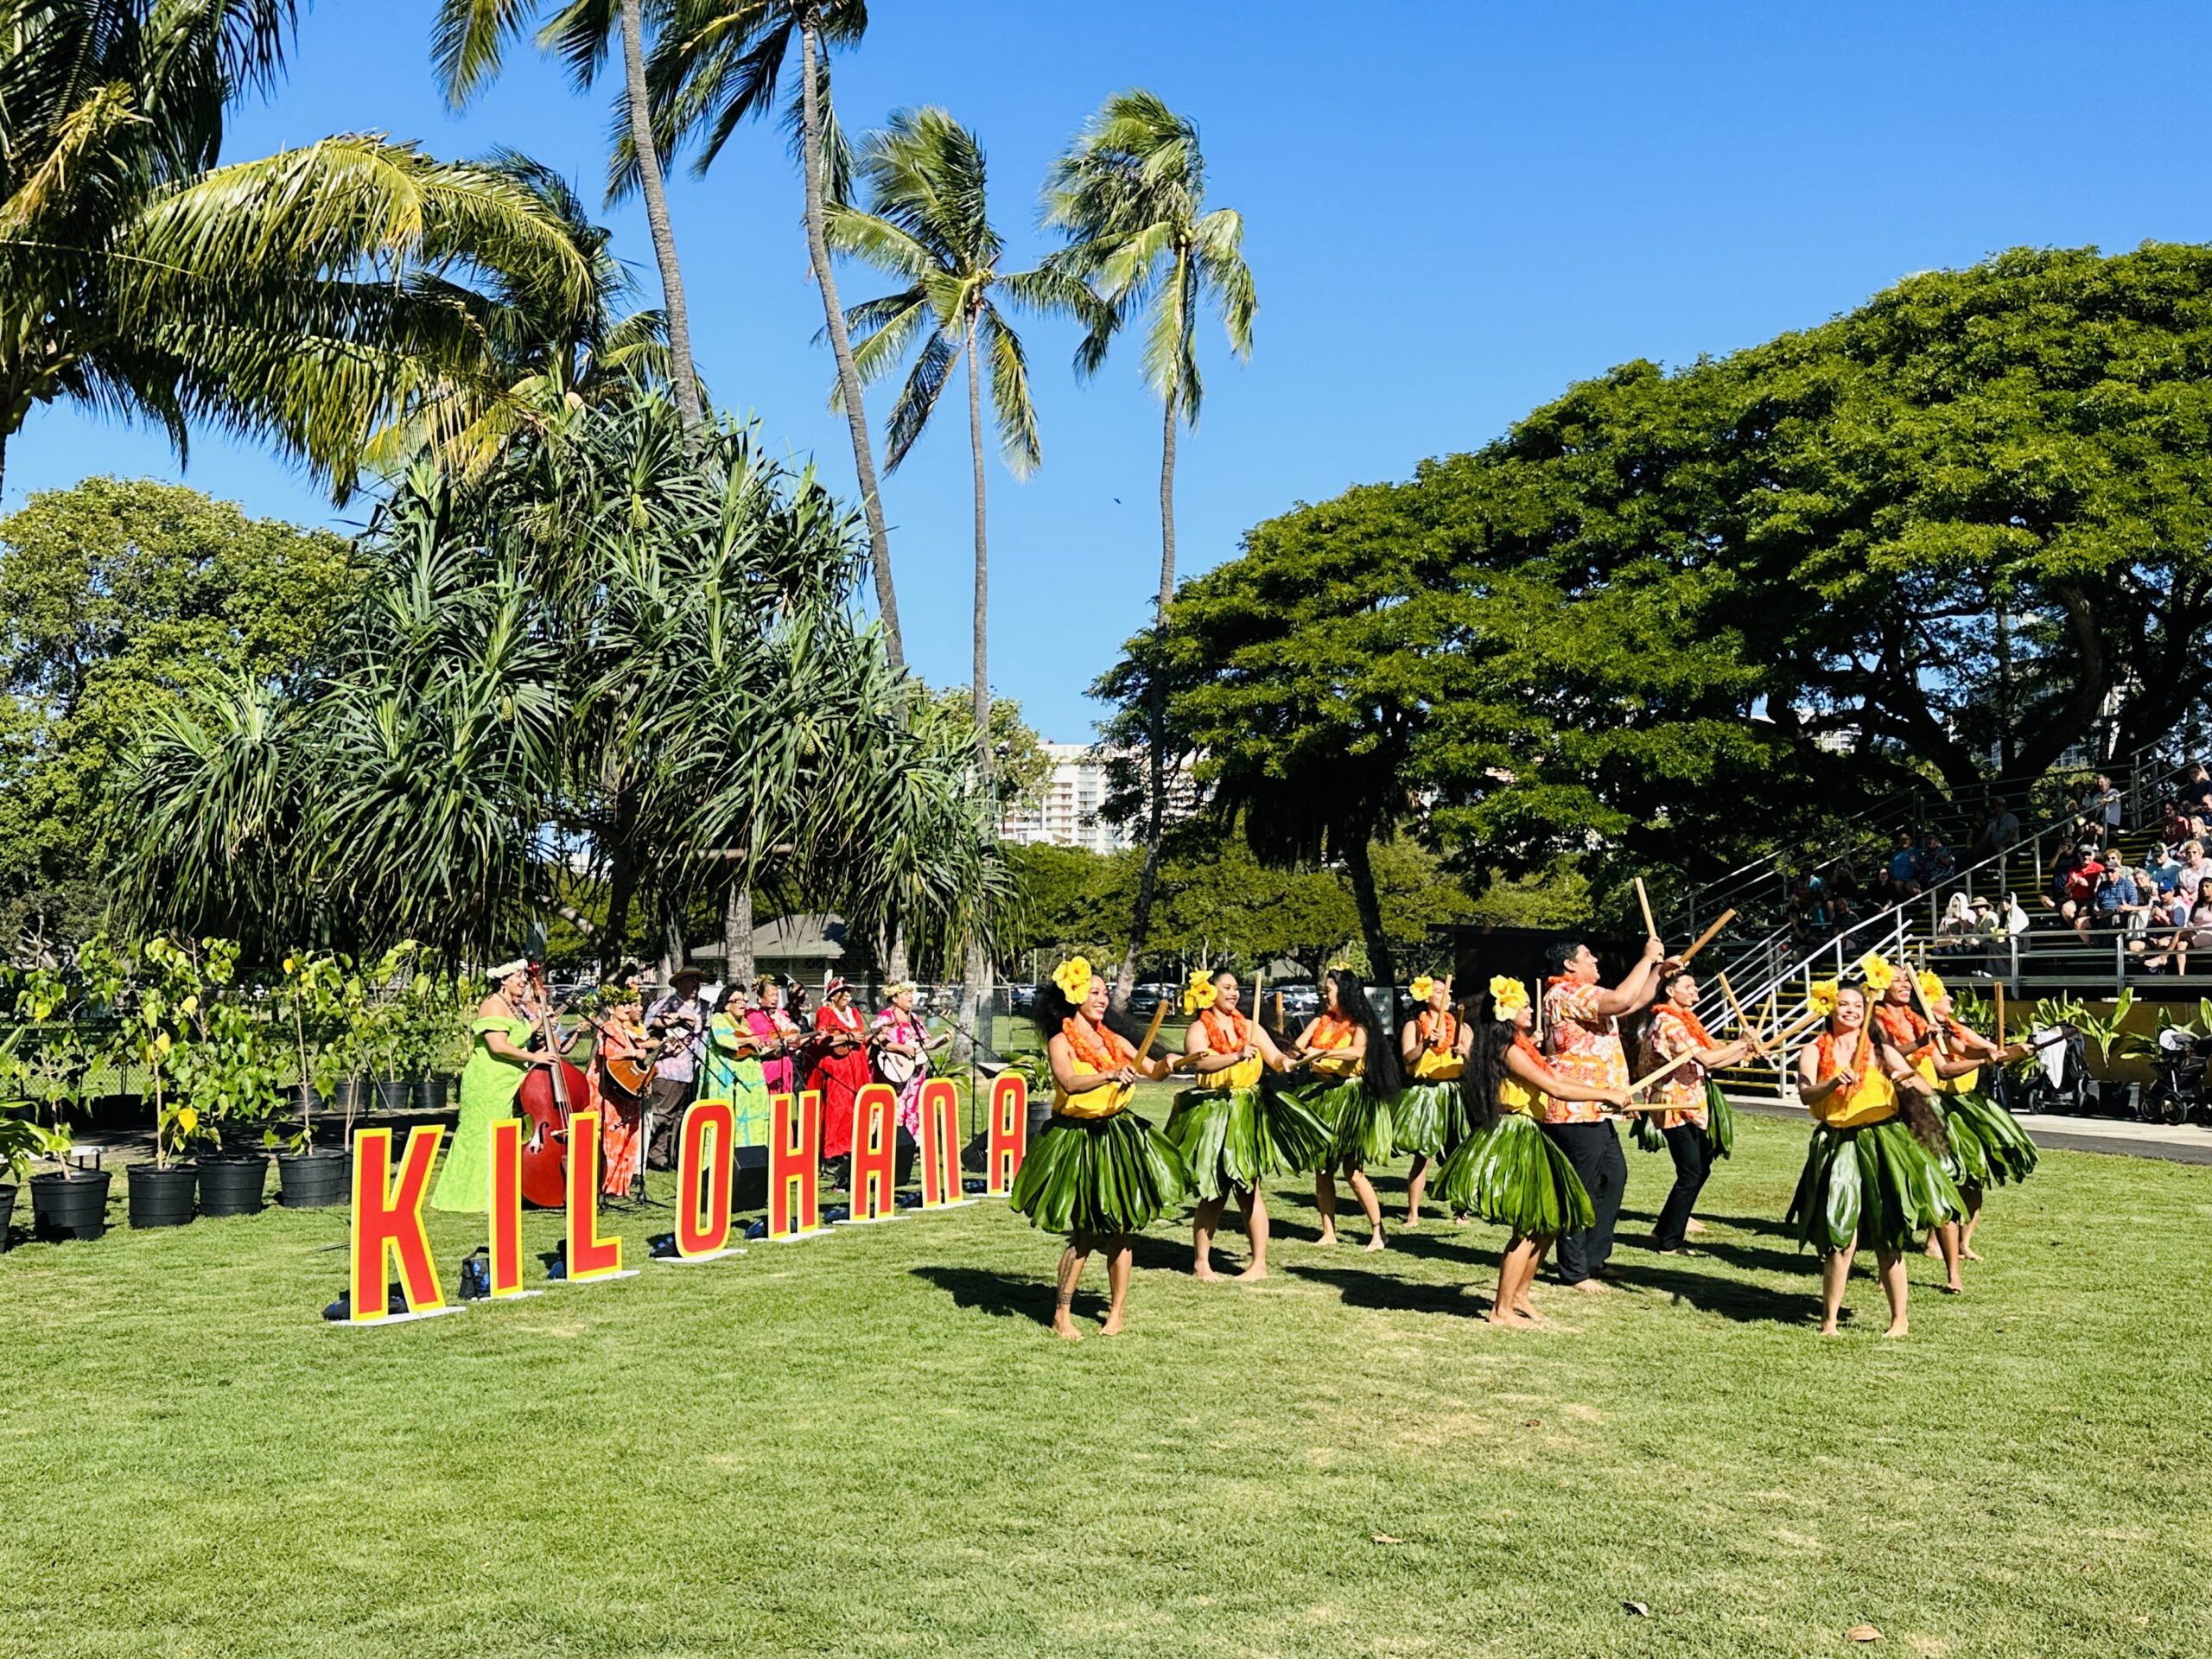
top-left (1408, 974), bottom-right (1436, 1002)
top-left (1489, 976), bottom-right (1530, 1021)
top-left (1181, 968), bottom-right (1217, 1015)
top-left (1854, 951), bottom-right (1897, 994)
top-left (1051, 957), bottom-right (1094, 1003)
top-left (1916, 969), bottom-right (1946, 1005)
top-left (1807, 979), bottom-right (1840, 1019)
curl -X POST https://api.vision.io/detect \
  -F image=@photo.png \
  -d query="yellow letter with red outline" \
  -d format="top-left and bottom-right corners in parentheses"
top-left (564, 1108), bottom-right (622, 1280)
top-left (677, 1099), bottom-right (734, 1257)
top-left (350, 1124), bottom-right (445, 1320)
top-left (768, 1090), bottom-right (823, 1238)
top-left (986, 1073), bottom-right (1027, 1196)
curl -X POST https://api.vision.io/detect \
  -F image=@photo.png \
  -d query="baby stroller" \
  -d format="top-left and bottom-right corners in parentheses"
top-left (2015, 1026), bottom-right (2091, 1116)
top-left (2143, 1027), bottom-right (2212, 1128)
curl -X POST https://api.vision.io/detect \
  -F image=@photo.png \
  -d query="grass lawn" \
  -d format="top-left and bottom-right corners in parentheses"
top-left (4, 1102), bottom-right (2209, 1658)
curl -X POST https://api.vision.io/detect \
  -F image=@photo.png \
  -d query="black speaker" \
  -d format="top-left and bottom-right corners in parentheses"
top-left (894, 1126), bottom-right (918, 1186)
top-left (732, 1144), bottom-right (769, 1211)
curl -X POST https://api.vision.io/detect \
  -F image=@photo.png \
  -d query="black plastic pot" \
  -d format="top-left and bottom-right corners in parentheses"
top-left (127, 1162), bottom-right (198, 1229)
top-left (0, 1181), bottom-right (15, 1250)
top-left (198, 1154), bottom-right (268, 1217)
top-left (291, 1083), bottom-right (328, 1120)
top-left (376, 1078), bottom-right (411, 1114)
top-left (411, 1077), bottom-right (448, 1115)
top-left (276, 1147), bottom-right (350, 1209)
top-left (31, 1167), bottom-right (111, 1241)
top-left (329, 1078), bottom-right (364, 1118)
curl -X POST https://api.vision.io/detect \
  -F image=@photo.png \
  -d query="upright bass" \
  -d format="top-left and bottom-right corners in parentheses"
top-left (518, 976), bottom-right (593, 1209)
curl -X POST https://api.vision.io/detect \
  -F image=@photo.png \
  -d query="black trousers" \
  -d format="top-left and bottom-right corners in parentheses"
top-left (1651, 1122), bottom-right (1712, 1252)
top-left (1542, 1121), bottom-right (1625, 1283)
top-left (645, 1076), bottom-right (696, 1170)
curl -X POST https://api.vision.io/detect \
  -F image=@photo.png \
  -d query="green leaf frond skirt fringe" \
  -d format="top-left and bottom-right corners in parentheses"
top-left (1630, 1080), bottom-right (1736, 1158)
top-left (1162, 1084), bottom-right (1334, 1202)
top-left (1786, 1116), bottom-right (1966, 1257)
top-left (1434, 1112), bottom-right (1595, 1238)
top-left (1392, 1077), bottom-right (1471, 1158)
top-left (1298, 1075), bottom-right (1395, 1168)
top-left (1009, 1110), bottom-right (1192, 1236)
top-left (1932, 1090), bottom-right (2038, 1189)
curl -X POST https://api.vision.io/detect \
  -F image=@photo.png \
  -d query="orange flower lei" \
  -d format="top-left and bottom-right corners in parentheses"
top-left (1875, 1003), bottom-right (1927, 1049)
top-left (1510, 1031), bottom-right (1557, 1078)
top-left (1306, 1014), bottom-right (1356, 1050)
top-left (1417, 1009), bottom-right (1459, 1052)
top-left (1197, 1007), bottom-right (1249, 1052)
top-left (1815, 1029), bottom-right (1869, 1081)
top-left (1061, 1015), bottom-right (1135, 1073)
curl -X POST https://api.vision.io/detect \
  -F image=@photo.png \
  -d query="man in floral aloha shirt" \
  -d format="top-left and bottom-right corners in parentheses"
top-left (1540, 936), bottom-right (1666, 1289)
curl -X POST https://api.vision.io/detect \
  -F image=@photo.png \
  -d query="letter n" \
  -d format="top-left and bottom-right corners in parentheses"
top-left (918, 1078), bottom-right (963, 1206)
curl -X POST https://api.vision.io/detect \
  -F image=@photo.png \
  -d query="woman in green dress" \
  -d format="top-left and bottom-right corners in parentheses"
top-left (431, 961), bottom-right (548, 1211)
top-left (701, 986), bottom-right (773, 1147)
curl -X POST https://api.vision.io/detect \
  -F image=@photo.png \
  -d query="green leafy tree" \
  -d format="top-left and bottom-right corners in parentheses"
top-left (0, 479), bottom-right (365, 952)
top-left (0, 0), bottom-right (595, 499)
top-left (432, 0), bottom-right (706, 441)
top-left (1043, 89), bottom-right (1255, 1007)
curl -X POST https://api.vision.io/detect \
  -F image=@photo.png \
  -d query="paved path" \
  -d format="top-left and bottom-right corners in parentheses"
top-left (1729, 1095), bottom-right (2212, 1166)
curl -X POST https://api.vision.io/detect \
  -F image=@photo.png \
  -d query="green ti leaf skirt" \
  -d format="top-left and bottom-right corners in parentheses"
top-left (1930, 1090), bottom-right (2039, 1190)
top-left (1787, 1115), bottom-right (1966, 1257)
top-left (1295, 1075), bottom-right (1395, 1169)
top-left (1162, 1083), bottom-right (1334, 1203)
top-left (1392, 1077), bottom-right (1472, 1158)
top-left (1008, 1109), bottom-right (1192, 1237)
top-left (1433, 1111), bottom-right (1596, 1239)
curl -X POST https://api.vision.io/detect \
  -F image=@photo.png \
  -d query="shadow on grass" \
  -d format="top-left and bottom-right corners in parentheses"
top-left (1284, 1261), bottom-right (1489, 1319)
top-left (911, 1264), bottom-right (1086, 1328)
top-left (1604, 1259), bottom-right (1815, 1325)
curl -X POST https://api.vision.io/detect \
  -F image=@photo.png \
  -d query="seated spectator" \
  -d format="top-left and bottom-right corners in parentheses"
top-left (2044, 840), bottom-right (2082, 909)
top-left (2159, 800), bottom-right (2196, 848)
top-left (2183, 763), bottom-right (2212, 820)
top-left (2146, 842), bottom-right (2183, 894)
top-left (2180, 840), bottom-right (2211, 906)
top-left (1828, 855), bottom-right (1860, 902)
top-left (2146, 898), bottom-right (2212, 977)
top-left (1920, 829), bottom-right (1956, 887)
top-left (2079, 772), bottom-right (2124, 837)
top-left (1936, 891), bottom-right (1979, 954)
top-left (1973, 798), bottom-right (2022, 857)
top-left (2058, 852), bottom-right (2104, 934)
top-left (2088, 863), bottom-right (2140, 940)
top-left (1885, 830), bottom-right (1922, 900)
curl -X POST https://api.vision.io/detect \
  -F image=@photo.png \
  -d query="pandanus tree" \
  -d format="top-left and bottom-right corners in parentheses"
top-left (109, 381), bottom-right (1007, 973)
top-left (824, 105), bottom-right (1103, 1038)
top-left (431, 0), bottom-right (708, 442)
top-left (1043, 89), bottom-right (1256, 1007)
top-left (643, 1), bottom-right (905, 665)
top-left (0, 0), bottom-right (596, 500)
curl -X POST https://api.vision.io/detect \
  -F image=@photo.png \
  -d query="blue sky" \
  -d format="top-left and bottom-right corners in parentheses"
top-left (10, 1), bottom-right (2212, 740)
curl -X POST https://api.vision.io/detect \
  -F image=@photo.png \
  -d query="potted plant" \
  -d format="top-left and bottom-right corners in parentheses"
top-left (167, 940), bottom-right (281, 1217)
top-left (271, 952), bottom-right (353, 1207)
top-left (91, 936), bottom-right (218, 1228)
top-left (0, 1027), bottom-right (67, 1250)
top-left (14, 962), bottom-right (108, 1241)
top-left (404, 962), bottom-right (461, 1114)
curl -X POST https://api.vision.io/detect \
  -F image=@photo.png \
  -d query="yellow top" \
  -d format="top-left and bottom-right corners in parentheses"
top-left (1052, 1020), bottom-right (1135, 1119)
top-left (1916, 1054), bottom-right (1982, 1096)
top-left (1192, 1010), bottom-right (1263, 1091)
top-left (1412, 1047), bottom-right (1464, 1081)
top-left (1811, 1033), bottom-right (1898, 1128)
top-left (1497, 1076), bottom-right (1538, 1116)
top-left (1306, 1015), bottom-right (1360, 1078)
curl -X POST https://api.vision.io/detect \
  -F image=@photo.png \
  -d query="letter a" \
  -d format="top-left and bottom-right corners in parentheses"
top-left (351, 1125), bottom-right (444, 1320)
top-left (987, 1074), bottom-right (1028, 1196)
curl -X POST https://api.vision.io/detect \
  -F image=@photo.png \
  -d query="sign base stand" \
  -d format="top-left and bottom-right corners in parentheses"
top-left (835, 1212), bottom-right (908, 1226)
top-left (658, 1248), bottom-right (746, 1265)
top-left (769, 1226), bottom-right (834, 1244)
top-left (563, 1268), bottom-right (642, 1287)
top-left (489, 1289), bottom-right (546, 1302)
top-left (336, 1305), bottom-right (467, 1329)
top-left (922, 1198), bottom-right (982, 1211)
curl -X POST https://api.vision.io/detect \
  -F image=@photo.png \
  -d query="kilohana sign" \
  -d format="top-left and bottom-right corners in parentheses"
top-left (344, 1075), bottom-right (1031, 1324)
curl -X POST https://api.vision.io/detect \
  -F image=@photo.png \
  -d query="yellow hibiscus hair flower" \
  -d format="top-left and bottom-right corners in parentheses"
top-left (1181, 969), bottom-right (1217, 1015)
top-left (1051, 957), bottom-right (1094, 1002)
top-left (1807, 979), bottom-right (1840, 1018)
top-left (1853, 952), bottom-right (1896, 993)
top-left (1488, 975), bottom-right (1529, 1020)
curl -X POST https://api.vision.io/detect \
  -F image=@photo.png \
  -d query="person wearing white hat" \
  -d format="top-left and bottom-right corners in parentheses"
top-left (431, 959), bottom-right (550, 1211)
top-left (643, 966), bottom-right (709, 1169)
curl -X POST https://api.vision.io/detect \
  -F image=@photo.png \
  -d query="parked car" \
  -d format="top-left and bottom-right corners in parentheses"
top-left (1125, 982), bottom-right (1177, 1018)
top-left (1268, 983), bottom-right (1320, 1023)
top-left (1008, 983), bottom-right (1039, 1014)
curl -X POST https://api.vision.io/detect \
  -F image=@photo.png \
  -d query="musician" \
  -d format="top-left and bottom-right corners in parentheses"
top-left (702, 985), bottom-right (772, 1147)
top-left (592, 988), bottom-right (652, 1197)
top-left (748, 976), bottom-right (803, 1103)
top-left (871, 982), bottom-right (948, 1137)
top-left (808, 978), bottom-right (872, 1166)
top-left (1540, 936), bottom-right (1665, 1291)
top-left (430, 959), bottom-right (550, 1212)
top-left (643, 966), bottom-right (709, 1169)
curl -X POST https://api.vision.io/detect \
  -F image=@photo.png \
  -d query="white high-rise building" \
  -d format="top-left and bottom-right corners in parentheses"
top-left (1000, 742), bottom-right (1134, 855)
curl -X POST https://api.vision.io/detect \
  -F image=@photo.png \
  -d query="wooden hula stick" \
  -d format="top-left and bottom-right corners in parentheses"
top-left (1635, 877), bottom-right (1660, 943)
top-left (1903, 963), bottom-right (1953, 1060)
top-left (1677, 907), bottom-right (1737, 968)
top-left (1995, 981), bottom-right (2007, 1048)
top-left (1136, 995), bottom-right (1173, 1065)
top-left (1715, 971), bottom-right (1765, 1056)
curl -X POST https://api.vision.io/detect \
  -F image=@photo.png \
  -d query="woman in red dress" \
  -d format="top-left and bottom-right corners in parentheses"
top-left (808, 978), bottom-right (873, 1161)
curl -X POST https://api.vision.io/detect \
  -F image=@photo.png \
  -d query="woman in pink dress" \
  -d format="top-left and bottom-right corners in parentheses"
top-left (747, 976), bottom-right (802, 1101)
top-left (808, 979), bottom-right (872, 1160)
top-left (871, 982), bottom-right (936, 1136)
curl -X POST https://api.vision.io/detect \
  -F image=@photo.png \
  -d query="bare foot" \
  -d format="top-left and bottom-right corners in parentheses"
top-left (1193, 1262), bottom-right (1223, 1282)
top-left (1962, 1246), bottom-right (1985, 1262)
top-left (1883, 1320), bottom-right (1909, 1338)
top-left (1098, 1313), bottom-right (1125, 1337)
top-left (1817, 1320), bottom-right (1841, 1337)
top-left (1941, 1279), bottom-right (1963, 1295)
top-left (1685, 1217), bottom-right (1707, 1235)
top-left (1364, 1230), bottom-right (1388, 1253)
top-left (1516, 1298), bottom-right (1540, 1319)
top-left (1924, 1236), bottom-right (1942, 1259)
top-left (1484, 1304), bottom-right (1535, 1327)
top-left (1402, 1212), bottom-right (1420, 1230)
top-left (1235, 1262), bottom-right (1268, 1281)
top-left (1316, 1227), bottom-right (1338, 1248)
top-left (1567, 1278), bottom-right (1610, 1294)
top-left (1051, 1315), bottom-right (1084, 1343)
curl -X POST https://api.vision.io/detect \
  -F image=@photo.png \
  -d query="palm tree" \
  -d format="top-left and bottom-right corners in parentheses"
top-left (0, 0), bottom-right (596, 501)
top-left (824, 105), bottom-right (1101, 1046)
top-left (431, 0), bottom-right (707, 442)
top-left (644, 1), bottom-right (905, 667)
top-left (1043, 89), bottom-right (1256, 1006)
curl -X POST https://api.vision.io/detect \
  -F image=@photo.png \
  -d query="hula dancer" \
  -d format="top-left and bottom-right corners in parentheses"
top-left (1009, 957), bottom-right (1191, 1341)
top-left (1397, 975), bottom-right (1471, 1228)
top-left (1915, 970), bottom-right (2038, 1270)
top-left (1167, 969), bottom-right (1330, 1281)
top-left (1540, 936), bottom-right (1665, 1291)
top-left (1438, 978), bottom-right (1625, 1325)
top-left (1789, 981), bottom-right (1965, 1338)
top-left (1292, 968), bottom-right (1402, 1251)
top-left (1635, 967), bottom-right (1751, 1255)
top-left (1866, 955), bottom-right (1972, 1293)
